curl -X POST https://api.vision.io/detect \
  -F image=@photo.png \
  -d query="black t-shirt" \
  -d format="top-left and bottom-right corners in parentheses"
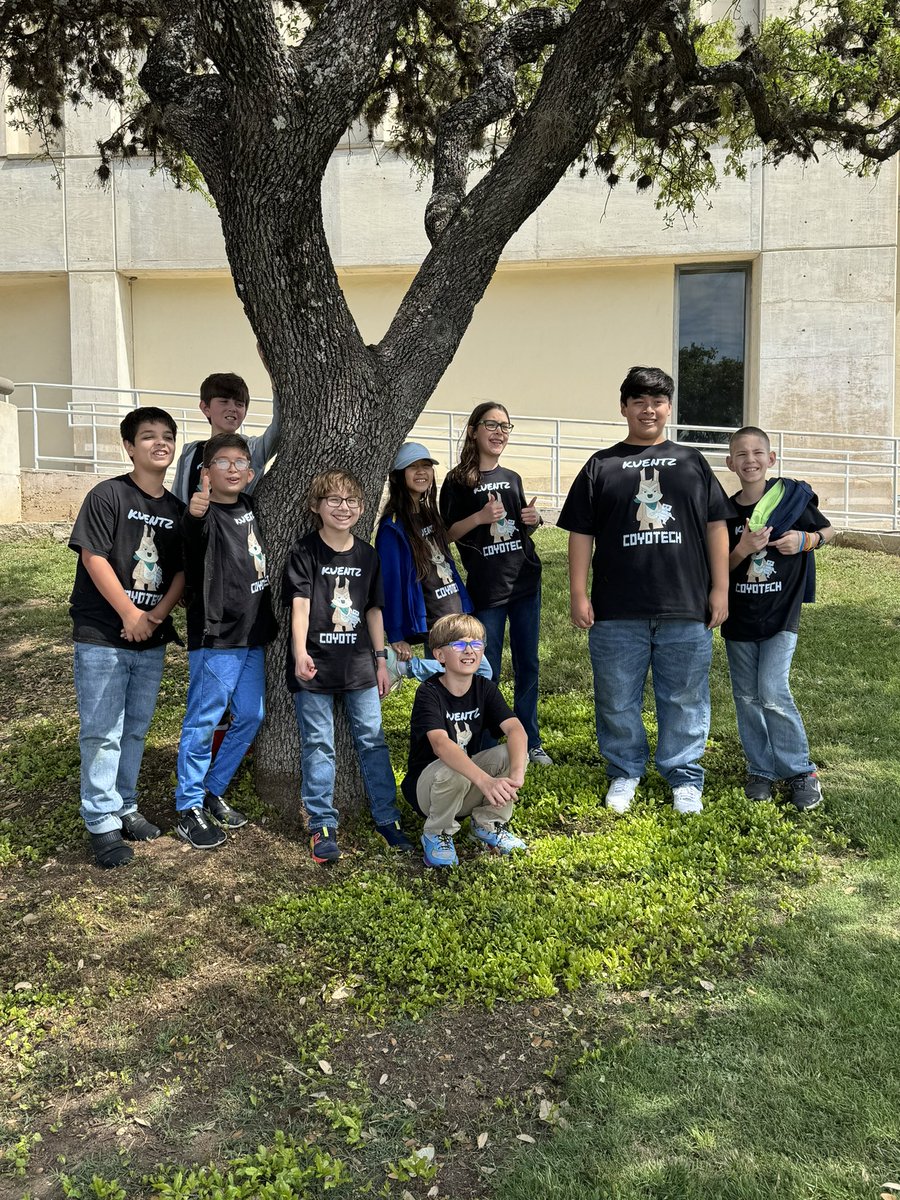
top-left (722, 482), bottom-right (829, 641)
top-left (182, 495), bottom-right (276, 650)
top-left (557, 439), bottom-right (733, 622)
top-left (282, 533), bottom-right (383, 693)
top-left (418, 520), bottom-right (464, 627)
top-left (439, 466), bottom-right (541, 609)
top-left (187, 443), bottom-right (206, 501)
top-left (69, 474), bottom-right (184, 649)
top-left (402, 674), bottom-right (514, 806)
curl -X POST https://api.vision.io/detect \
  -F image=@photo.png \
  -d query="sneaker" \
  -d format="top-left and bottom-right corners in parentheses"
top-left (469, 821), bottom-right (527, 855)
top-left (176, 807), bottom-right (227, 850)
top-left (672, 785), bottom-right (704, 815)
top-left (204, 791), bottom-right (248, 829)
top-left (421, 831), bottom-right (458, 868)
top-left (310, 827), bottom-right (341, 863)
top-left (528, 746), bottom-right (554, 766)
top-left (90, 830), bottom-right (134, 870)
top-left (384, 647), bottom-right (406, 693)
top-left (606, 776), bottom-right (639, 814)
top-left (788, 771), bottom-right (822, 811)
top-left (121, 811), bottom-right (162, 841)
top-left (376, 821), bottom-right (414, 852)
top-left (744, 775), bottom-right (774, 802)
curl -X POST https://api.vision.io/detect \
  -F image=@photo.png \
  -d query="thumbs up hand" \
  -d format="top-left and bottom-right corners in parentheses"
top-left (521, 495), bottom-right (540, 526)
top-left (480, 491), bottom-right (505, 524)
top-left (189, 468), bottom-right (212, 518)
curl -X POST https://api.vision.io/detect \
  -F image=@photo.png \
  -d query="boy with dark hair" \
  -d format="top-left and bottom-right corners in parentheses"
top-left (171, 357), bottom-right (281, 504)
top-left (282, 469), bottom-right (413, 863)
top-left (69, 406), bottom-right (185, 868)
top-left (723, 425), bottom-right (833, 810)
top-left (403, 613), bottom-right (528, 868)
top-left (174, 432), bottom-right (277, 849)
top-left (558, 365), bottom-right (733, 815)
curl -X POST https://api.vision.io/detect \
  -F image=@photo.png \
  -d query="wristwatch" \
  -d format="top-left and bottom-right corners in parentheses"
top-left (374, 650), bottom-right (388, 659)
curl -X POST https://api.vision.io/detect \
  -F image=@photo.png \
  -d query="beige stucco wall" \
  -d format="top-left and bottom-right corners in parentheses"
top-left (0, 399), bottom-right (22, 521)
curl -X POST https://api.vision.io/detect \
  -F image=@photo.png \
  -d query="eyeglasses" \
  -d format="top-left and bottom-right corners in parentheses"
top-left (209, 457), bottom-right (250, 471)
top-left (443, 639), bottom-right (485, 652)
top-left (477, 419), bottom-right (514, 434)
top-left (322, 495), bottom-right (362, 509)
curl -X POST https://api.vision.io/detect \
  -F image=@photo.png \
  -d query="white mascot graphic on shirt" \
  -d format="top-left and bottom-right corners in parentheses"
top-left (132, 524), bottom-right (163, 592)
top-left (453, 721), bottom-right (472, 752)
top-left (428, 539), bottom-right (454, 587)
top-left (247, 527), bottom-right (266, 580)
top-left (747, 548), bottom-right (776, 583)
top-left (489, 496), bottom-right (517, 544)
top-left (330, 580), bottom-right (360, 632)
top-left (634, 468), bottom-right (673, 531)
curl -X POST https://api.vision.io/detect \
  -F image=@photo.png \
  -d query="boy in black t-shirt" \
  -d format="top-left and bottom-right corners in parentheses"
top-left (558, 366), bottom-right (732, 816)
top-left (69, 407), bottom-right (185, 869)
top-left (174, 433), bottom-right (277, 850)
top-left (404, 614), bottom-right (528, 868)
top-left (723, 426), bottom-right (833, 811)
top-left (282, 470), bottom-right (413, 863)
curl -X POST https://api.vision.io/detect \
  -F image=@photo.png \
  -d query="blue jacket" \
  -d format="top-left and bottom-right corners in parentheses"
top-left (763, 477), bottom-right (819, 603)
top-left (375, 515), bottom-right (472, 643)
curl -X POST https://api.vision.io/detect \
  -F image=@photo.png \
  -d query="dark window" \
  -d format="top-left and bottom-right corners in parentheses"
top-left (676, 267), bottom-right (748, 443)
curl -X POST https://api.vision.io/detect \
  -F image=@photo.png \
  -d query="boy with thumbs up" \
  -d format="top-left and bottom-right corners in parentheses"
top-left (174, 433), bottom-right (277, 849)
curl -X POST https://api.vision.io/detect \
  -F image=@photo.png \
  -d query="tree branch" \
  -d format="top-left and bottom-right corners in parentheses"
top-left (194, 0), bottom-right (286, 89)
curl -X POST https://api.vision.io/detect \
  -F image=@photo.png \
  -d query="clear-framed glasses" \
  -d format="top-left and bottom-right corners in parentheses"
top-left (209, 457), bottom-right (250, 471)
top-left (443, 639), bottom-right (485, 652)
top-left (323, 495), bottom-right (362, 509)
top-left (477, 419), bottom-right (514, 434)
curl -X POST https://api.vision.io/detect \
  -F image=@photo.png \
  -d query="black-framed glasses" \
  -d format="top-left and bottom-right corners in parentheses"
top-left (209, 457), bottom-right (250, 471)
top-left (323, 495), bottom-right (362, 509)
top-left (443, 639), bottom-right (485, 652)
top-left (477, 419), bottom-right (514, 434)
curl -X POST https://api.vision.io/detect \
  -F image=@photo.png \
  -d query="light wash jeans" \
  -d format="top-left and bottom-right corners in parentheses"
top-left (588, 618), bottom-right (713, 790)
top-left (175, 646), bottom-right (265, 811)
top-left (293, 687), bottom-right (401, 832)
top-left (725, 632), bottom-right (815, 780)
top-left (476, 588), bottom-right (542, 750)
top-left (74, 642), bottom-right (166, 834)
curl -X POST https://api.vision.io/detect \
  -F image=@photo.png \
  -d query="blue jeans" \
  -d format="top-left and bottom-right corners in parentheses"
top-left (175, 647), bottom-right (265, 811)
top-left (476, 588), bottom-right (541, 749)
top-left (588, 619), bottom-right (712, 789)
top-left (725, 632), bottom-right (815, 780)
top-left (74, 642), bottom-right (166, 834)
top-left (406, 653), bottom-right (492, 682)
top-left (293, 687), bottom-right (401, 832)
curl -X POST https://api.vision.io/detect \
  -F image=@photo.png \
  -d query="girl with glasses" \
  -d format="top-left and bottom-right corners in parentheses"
top-left (439, 403), bottom-right (552, 765)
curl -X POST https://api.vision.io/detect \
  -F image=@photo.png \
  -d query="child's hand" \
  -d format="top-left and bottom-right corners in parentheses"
top-left (521, 496), bottom-right (540, 526)
top-left (570, 594), bottom-right (594, 630)
top-left (481, 774), bottom-right (520, 807)
top-left (738, 525), bottom-right (771, 555)
top-left (295, 652), bottom-right (317, 680)
top-left (391, 639), bottom-right (413, 662)
top-left (121, 607), bottom-right (155, 642)
top-left (479, 492), bottom-right (505, 524)
top-left (376, 660), bottom-right (390, 699)
top-left (707, 585), bottom-right (728, 630)
top-left (770, 529), bottom-right (803, 555)
top-left (189, 469), bottom-right (212, 517)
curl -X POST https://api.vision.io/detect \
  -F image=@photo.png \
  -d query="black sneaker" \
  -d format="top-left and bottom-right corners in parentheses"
top-left (310, 827), bottom-right (340, 864)
top-left (788, 771), bottom-right (822, 811)
top-left (176, 807), bottom-right (227, 850)
top-left (203, 791), bottom-right (248, 829)
top-left (90, 830), bottom-right (134, 870)
top-left (121, 811), bottom-right (162, 840)
top-left (376, 821), bottom-right (414, 852)
top-left (744, 775), bottom-right (774, 802)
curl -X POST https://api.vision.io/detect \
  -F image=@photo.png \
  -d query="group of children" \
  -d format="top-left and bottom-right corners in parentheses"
top-left (69, 364), bottom-right (830, 871)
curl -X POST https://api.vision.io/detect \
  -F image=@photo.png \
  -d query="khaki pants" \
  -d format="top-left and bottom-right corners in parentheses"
top-left (416, 745), bottom-right (513, 835)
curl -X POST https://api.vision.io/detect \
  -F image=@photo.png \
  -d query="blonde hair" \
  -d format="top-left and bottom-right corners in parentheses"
top-left (429, 613), bottom-right (486, 654)
top-left (307, 469), bottom-right (364, 529)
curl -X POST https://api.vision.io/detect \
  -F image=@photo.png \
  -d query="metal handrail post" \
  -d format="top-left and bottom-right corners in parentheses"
top-left (31, 383), bottom-right (39, 470)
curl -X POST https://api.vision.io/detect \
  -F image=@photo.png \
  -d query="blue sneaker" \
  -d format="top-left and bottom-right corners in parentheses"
top-left (310, 827), bottom-right (341, 864)
top-left (376, 821), bottom-right (414, 852)
top-left (469, 821), bottom-right (527, 855)
top-left (421, 832), bottom-right (458, 867)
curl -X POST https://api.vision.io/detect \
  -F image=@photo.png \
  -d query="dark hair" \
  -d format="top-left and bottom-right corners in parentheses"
top-left (729, 425), bottom-right (770, 452)
top-left (203, 432), bottom-right (251, 467)
top-left (619, 366), bottom-right (674, 404)
top-left (381, 466), bottom-right (452, 580)
top-left (200, 373), bottom-right (250, 410)
top-left (306, 469), bottom-right (364, 529)
top-left (445, 401), bottom-right (511, 490)
top-left (120, 406), bottom-right (177, 445)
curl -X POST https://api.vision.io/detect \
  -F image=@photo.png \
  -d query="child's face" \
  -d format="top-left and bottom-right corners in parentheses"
top-left (124, 420), bottom-right (176, 471)
top-left (201, 394), bottom-right (248, 435)
top-left (621, 393), bottom-right (671, 444)
top-left (433, 635), bottom-right (485, 678)
top-left (727, 436), bottom-right (776, 484)
top-left (404, 460), bottom-right (434, 498)
top-left (471, 408), bottom-right (511, 463)
top-left (206, 447), bottom-right (253, 500)
top-left (315, 490), bottom-right (363, 534)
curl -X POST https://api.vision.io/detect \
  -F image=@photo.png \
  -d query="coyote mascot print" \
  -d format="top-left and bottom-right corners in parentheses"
top-left (633, 469), bottom-right (673, 531)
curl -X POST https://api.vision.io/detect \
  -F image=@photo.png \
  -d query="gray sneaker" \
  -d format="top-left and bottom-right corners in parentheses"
top-left (788, 772), bottom-right (822, 811)
top-left (528, 746), bottom-right (553, 766)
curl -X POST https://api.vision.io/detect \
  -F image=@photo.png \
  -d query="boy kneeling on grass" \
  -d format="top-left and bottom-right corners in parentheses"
top-left (402, 614), bottom-right (529, 868)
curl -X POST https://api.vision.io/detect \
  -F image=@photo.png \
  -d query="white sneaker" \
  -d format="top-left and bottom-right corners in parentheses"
top-left (672, 785), bottom-right (703, 814)
top-left (606, 777), bottom-right (639, 814)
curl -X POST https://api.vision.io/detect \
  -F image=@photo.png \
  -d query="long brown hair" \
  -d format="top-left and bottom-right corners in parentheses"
top-left (381, 467), bottom-right (453, 581)
top-left (445, 401), bottom-right (511, 490)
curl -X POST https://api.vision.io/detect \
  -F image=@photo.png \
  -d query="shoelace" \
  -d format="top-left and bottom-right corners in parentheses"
top-left (436, 833), bottom-right (455, 850)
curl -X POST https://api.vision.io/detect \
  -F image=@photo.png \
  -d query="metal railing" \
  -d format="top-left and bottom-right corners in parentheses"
top-left (10, 381), bottom-right (900, 530)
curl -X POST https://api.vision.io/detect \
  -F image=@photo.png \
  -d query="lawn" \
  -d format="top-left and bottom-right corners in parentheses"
top-left (0, 529), bottom-right (898, 1200)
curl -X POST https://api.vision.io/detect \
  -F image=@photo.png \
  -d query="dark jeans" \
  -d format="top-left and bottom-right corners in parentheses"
top-left (476, 587), bottom-right (541, 749)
